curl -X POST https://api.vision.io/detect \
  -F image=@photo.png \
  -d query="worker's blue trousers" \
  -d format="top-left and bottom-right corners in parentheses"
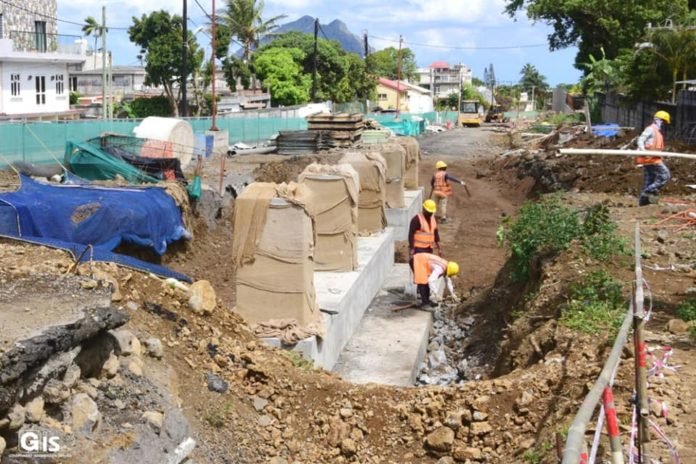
top-left (639, 163), bottom-right (670, 205)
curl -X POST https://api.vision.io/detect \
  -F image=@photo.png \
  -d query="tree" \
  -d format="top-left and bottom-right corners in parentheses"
top-left (219, 0), bottom-right (286, 61)
top-left (519, 63), bottom-right (548, 109)
top-left (253, 48), bottom-right (311, 105)
top-left (504, 0), bottom-right (689, 70)
top-left (366, 47), bottom-right (418, 82)
top-left (639, 26), bottom-right (696, 102)
top-left (484, 64), bottom-right (496, 88)
top-left (82, 16), bottom-right (102, 69)
top-left (128, 11), bottom-right (202, 116)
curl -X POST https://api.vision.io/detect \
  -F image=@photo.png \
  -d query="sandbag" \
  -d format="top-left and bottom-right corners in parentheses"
top-left (396, 137), bottom-right (420, 189)
top-left (233, 183), bottom-right (322, 335)
top-left (379, 142), bottom-right (406, 208)
top-left (339, 151), bottom-right (387, 234)
top-left (299, 163), bottom-right (359, 271)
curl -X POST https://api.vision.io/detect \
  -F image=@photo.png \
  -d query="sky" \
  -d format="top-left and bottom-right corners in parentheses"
top-left (56, 0), bottom-right (582, 86)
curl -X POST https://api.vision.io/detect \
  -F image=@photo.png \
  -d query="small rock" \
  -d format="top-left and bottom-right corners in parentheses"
top-left (126, 301), bottom-right (139, 311)
top-left (268, 458), bottom-right (287, 464)
top-left (113, 399), bottom-right (126, 410)
top-left (71, 393), bottom-right (101, 436)
top-left (656, 230), bottom-right (668, 244)
top-left (339, 408), bottom-right (353, 419)
top-left (515, 391), bottom-right (534, 409)
top-left (253, 396), bottom-right (269, 412)
top-left (188, 280), bottom-right (217, 315)
top-left (102, 353), bottom-right (120, 378)
top-left (43, 379), bottom-right (70, 404)
top-left (340, 438), bottom-right (357, 457)
top-left (76, 381), bottom-right (98, 399)
top-left (470, 422), bottom-right (493, 436)
top-left (126, 357), bottom-right (144, 376)
top-left (143, 338), bottom-right (164, 359)
top-left (436, 458), bottom-right (455, 464)
top-left (206, 372), bottom-right (228, 393)
top-left (425, 427), bottom-right (455, 453)
top-left (110, 330), bottom-right (142, 356)
top-left (519, 438), bottom-right (535, 450)
top-left (62, 364), bottom-right (81, 389)
top-left (0, 436), bottom-right (5, 455)
top-left (141, 411), bottom-right (164, 433)
top-left (258, 415), bottom-right (273, 427)
top-left (350, 428), bottom-right (364, 441)
top-left (25, 397), bottom-right (45, 423)
top-left (472, 411), bottom-right (488, 422)
top-left (8, 404), bottom-right (25, 430)
top-left (453, 446), bottom-right (482, 461)
top-left (666, 319), bottom-right (689, 334)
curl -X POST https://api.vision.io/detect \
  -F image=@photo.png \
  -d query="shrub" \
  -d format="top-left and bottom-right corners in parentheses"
top-left (581, 204), bottom-right (628, 261)
top-left (561, 270), bottom-right (625, 335)
top-left (69, 91), bottom-right (80, 105)
top-left (676, 299), bottom-right (696, 322)
top-left (129, 95), bottom-right (174, 118)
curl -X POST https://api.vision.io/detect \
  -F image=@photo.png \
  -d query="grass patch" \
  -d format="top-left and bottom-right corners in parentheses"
top-left (286, 351), bottom-right (314, 370)
top-left (523, 441), bottom-right (554, 464)
top-left (676, 299), bottom-right (696, 322)
top-left (497, 197), bottom-right (627, 281)
top-left (544, 112), bottom-right (584, 127)
top-left (561, 270), bottom-right (625, 335)
top-left (205, 400), bottom-right (234, 428)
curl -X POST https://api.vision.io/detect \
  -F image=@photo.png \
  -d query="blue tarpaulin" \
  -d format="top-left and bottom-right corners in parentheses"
top-left (0, 175), bottom-right (191, 282)
top-left (592, 124), bottom-right (621, 137)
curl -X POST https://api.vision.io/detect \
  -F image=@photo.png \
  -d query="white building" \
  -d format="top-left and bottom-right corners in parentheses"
top-left (398, 80), bottom-right (434, 113)
top-left (0, 0), bottom-right (86, 119)
top-left (416, 61), bottom-right (472, 100)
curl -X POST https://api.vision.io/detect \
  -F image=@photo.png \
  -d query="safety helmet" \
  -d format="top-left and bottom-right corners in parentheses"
top-left (435, 160), bottom-right (448, 169)
top-left (655, 110), bottom-right (671, 124)
top-left (423, 199), bottom-right (437, 213)
top-left (446, 261), bottom-right (460, 277)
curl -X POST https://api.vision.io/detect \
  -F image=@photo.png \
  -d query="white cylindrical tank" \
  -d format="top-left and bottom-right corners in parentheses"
top-left (133, 117), bottom-right (194, 168)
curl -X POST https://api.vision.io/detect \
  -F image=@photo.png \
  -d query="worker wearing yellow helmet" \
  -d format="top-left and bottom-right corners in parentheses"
top-left (636, 110), bottom-right (671, 206)
top-left (409, 199), bottom-right (441, 262)
top-left (429, 160), bottom-right (467, 223)
top-left (413, 252), bottom-right (460, 307)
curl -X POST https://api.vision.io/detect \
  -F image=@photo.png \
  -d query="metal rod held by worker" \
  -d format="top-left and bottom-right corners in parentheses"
top-left (602, 386), bottom-right (625, 464)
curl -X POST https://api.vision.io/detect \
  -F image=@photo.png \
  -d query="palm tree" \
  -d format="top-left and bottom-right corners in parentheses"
top-left (82, 17), bottom-right (101, 69)
top-left (219, 0), bottom-right (286, 61)
top-left (642, 27), bottom-right (696, 103)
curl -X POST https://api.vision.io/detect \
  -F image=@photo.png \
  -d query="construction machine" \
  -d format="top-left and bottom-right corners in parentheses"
top-left (458, 100), bottom-right (482, 127)
top-left (485, 104), bottom-right (507, 123)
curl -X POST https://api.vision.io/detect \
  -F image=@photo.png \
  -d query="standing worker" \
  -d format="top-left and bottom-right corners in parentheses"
top-left (636, 110), bottom-right (671, 206)
top-left (408, 200), bottom-right (441, 266)
top-left (413, 252), bottom-right (460, 307)
top-left (429, 160), bottom-right (467, 223)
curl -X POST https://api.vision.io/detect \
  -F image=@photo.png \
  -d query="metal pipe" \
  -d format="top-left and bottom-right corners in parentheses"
top-left (602, 386), bottom-right (625, 464)
top-left (228, 145), bottom-right (277, 156)
top-left (559, 148), bottom-right (696, 160)
top-left (562, 304), bottom-right (634, 464)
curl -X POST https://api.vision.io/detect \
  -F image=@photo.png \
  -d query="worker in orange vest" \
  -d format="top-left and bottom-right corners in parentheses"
top-left (413, 252), bottom-right (460, 307)
top-left (637, 110), bottom-right (671, 206)
top-left (429, 160), bottom-right (466, 223)
top-left (408, 200), bottom-right (441, 270)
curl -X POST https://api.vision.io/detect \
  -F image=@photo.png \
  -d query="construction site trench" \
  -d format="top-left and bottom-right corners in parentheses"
top-left (2, 124), bottom-right (696, 464)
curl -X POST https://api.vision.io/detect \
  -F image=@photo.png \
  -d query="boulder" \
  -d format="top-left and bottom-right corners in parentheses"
top-left (25, 397), bottom-right (45, 423)
top-left (71, 393), bottom-right (101, 436)
top-left (110, 330), bottom-right (142, 356)
top-left (666, 319), bottom-right (689, 334)
top-left (188, 280), bottom-right (217, 315)
top-left (425, 427), bottom-right (455, 453)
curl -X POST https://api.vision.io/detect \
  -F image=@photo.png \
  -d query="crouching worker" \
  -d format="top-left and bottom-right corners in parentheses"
top-left (413, 252), bottom-right (460, 307)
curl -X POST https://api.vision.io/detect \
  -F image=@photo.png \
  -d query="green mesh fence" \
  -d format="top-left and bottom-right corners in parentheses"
top-left (0, 115), bottom-right (308, 168)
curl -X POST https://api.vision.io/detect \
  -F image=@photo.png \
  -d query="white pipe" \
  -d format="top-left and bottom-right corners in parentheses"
top-left (559, 148), bottom-right (696, 160)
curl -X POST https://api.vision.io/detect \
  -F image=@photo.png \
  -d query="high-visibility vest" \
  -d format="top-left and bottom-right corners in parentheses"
top-left (413, 213), bottom-right (437, 249)
top-left (636, 124), bottom-right (664, 165)
top-left (413, 252), bottom-right (448, 285)
top-left (433, 171), bottom-right (452, 197)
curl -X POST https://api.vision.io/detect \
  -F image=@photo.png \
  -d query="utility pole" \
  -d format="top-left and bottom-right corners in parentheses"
top-left (101, 5), bottom-right (106, 120)
top-left (363, 31), bottom-right (369, 57)
top-left (108, 52), bottom-right (113, 119)
top-left (457, 63), bottom-right (462, 117)
top-left (311, 18), bottom-right (318, 102)
top-left (395, 35), bottom-right (403, 117)
top-left (181, 0), bottom-right (188, 117)
top-left (531, 85), bottom-right (536, 112)
top-left (210, 0), bottom-right (218, 130)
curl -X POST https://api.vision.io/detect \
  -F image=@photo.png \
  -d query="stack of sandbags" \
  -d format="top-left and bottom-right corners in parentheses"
top-left (396, 137), bottom-right (420, 189)
top-left (339, 151), bottom-right (387, 234)
top-left (232, 182), bottom-right (322, 334)
top-left (378, 142), bottom-right (407, 208)
top-left (299, 163), bottom-right (360, 271)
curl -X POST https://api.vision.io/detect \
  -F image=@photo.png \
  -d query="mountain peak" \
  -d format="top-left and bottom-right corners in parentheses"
top-left (273, 17), bottom-right (372, 57)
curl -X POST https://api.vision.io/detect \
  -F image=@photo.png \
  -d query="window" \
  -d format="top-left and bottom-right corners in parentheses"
top-left (0, 14), bottom-right (4, 39)
top-left (11, 74), bottom-right (21, 96)
top-left (55, 74), bottom-right (64, 95)
top-left (35, 76), bottom-right (46, 105)
top-left (70, 76), bottom-right (78, 92)
top-left (378, 93), bottom-right (387, 101)
top-left (34, 21), bottom-right (47, 52)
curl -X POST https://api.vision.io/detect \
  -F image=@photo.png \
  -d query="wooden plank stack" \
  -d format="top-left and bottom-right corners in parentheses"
top-left (307, 113), bottom-right (365, 148)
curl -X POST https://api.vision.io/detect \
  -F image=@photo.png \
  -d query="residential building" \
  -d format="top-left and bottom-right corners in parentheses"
top-left (68, 66), bottom-right (148, 99)
top-left (0, 0), bottom-right (86, 119)
top-left (396, 80), bottom-right (434, 113)
top-left (417, 61), bottom-right (472, 100)
top-left (375, 77), bottom-right (408, 112)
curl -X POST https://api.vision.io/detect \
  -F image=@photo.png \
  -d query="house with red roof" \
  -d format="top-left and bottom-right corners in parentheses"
top-left (375, 77), bottom-right (433, 113)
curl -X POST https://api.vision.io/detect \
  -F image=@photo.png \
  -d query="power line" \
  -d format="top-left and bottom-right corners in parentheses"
top-left (368, 34), bottom-right (548, 50)
top-left (192, 0), bottom-right (214, 22)
top-left (0, 0), bottom-right (130, 30)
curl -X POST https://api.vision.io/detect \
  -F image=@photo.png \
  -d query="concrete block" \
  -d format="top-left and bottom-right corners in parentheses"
top-left (385, 188), bottom-right (423, 240)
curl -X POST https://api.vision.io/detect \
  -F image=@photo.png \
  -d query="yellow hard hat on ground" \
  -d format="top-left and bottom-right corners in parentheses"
top-left (446, 261), bottom-right (460, 277)
top-left (655, 110), bottom-right (671, 124)
top-left (436, 160), bottom-right (447, 169)
top-left (423, 199), bottom-right (437, 213)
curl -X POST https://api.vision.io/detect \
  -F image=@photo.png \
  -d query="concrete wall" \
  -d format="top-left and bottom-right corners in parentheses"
top-left (0, 61), bottom-right (69, 114)
top-left (598, 92), bottom-right (679, 140)
top-left (0, 0), bottom-right (58, 37)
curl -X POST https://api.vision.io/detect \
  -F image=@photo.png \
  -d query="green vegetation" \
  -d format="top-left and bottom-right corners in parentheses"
top-left (676, 299), bottom-right (696, 322)
top-left (689, 325), bottom-right (696, 341)
top-left (286, 351), bottom-right (313, 370)
top-left (69, 91), bottom-right (80, 106)
top-left (127, 96), bottom-right (174, 118)
top-left (523, 441), bottom-right (554, 464)
top-left (498, 197), bottom-right (628, 281)
top-left (543, 112), bottom-right (584, 127)
top-left (205, 400), bottom-right (234, 428)
top-left (366, 47), bottom-right (418, 82)
top-left (561, 270), bottom-right (625, 335)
